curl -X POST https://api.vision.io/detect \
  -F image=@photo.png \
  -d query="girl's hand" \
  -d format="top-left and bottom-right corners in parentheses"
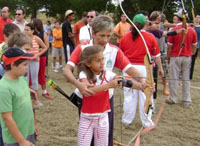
top-left (109, 77), bottom-right (122, 88)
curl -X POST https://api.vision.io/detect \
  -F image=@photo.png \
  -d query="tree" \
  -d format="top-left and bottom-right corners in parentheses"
top-left (17, 0), bottom-right (47, 19)
top-left (115, 0), bottom-right (176, 22)
top-left (115, 0), bottom-right (200, 23)
top-left (1, 0), bottom-right (199, 23)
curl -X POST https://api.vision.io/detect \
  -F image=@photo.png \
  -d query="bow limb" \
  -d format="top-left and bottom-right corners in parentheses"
top-left (118, 0), bottom-right (154, 114)
top-left (190, 0), bottom-right (196, 26)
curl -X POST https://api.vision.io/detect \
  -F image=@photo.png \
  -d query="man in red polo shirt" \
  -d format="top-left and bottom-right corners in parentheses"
top-left (0, 7), bottom-right (13, 43)
top-left (166, 9), bottom-right (197, 107)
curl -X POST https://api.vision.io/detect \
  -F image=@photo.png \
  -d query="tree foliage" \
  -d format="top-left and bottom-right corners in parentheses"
top-left (116, 0), bottom-right (200, 23)
top-left (0, 0), bottom-right (199, 23)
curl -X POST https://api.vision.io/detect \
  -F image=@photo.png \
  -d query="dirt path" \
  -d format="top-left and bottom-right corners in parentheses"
top-left (36, 57), bottom-right (200, 146)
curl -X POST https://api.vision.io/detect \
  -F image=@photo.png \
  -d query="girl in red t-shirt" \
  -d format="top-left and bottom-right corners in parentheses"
top-left (77, 45), bottom-right (121, 146)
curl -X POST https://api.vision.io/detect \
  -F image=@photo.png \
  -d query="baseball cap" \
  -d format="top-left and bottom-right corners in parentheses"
top-left (2, 47), bottom-right (36, 67)
top-left (65, 10), bottom-right (75, 17)
top-left (133, 14), bottom-right (146, 25)
top-left (174, 9), bottom-right (183, 18)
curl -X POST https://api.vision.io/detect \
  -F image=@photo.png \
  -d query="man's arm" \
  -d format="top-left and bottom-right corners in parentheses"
top-left (192, 29), bottom-right (198, 55)
top-left (192, 44), bottom-right (197, 55)
top-left (113, 31), bottom-right (122, 39)
top-left (65, 22), bottom-right (76, 46)
top-left (154, 56), bottom-right (164, 77)
top-left (167, 44), bottom-right (173, 63)
top-left (113, 23), bottom-right (122, 38)
top-left (2, 112), bottom-right (35, 146)
top-left (68, 32), bottom-right (76, 46)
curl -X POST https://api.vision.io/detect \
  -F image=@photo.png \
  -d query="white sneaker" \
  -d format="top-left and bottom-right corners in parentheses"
top-left (53, 67), bottom-right (58, 72)
top-left (59, 65), bottom-right (64, 71)
top-left (34, 101), bottom-right (43, 107)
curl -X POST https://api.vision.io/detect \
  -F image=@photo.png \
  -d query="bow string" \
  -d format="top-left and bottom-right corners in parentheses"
top-left (180, 0), bottom-right (188, 48)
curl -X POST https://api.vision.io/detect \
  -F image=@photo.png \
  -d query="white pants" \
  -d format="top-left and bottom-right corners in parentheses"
top-left (78, 113), bottom-right (109, 146)
top-left (122, 65), bottom-right (154, 128)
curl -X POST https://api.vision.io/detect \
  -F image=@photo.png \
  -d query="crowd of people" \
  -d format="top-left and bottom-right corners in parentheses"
top-left (0, 5), bottom-right (199, 146)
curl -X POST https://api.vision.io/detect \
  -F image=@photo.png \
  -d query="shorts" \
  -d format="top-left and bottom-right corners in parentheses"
top-left (4, 133), bottom-right (36, 146)
top-left (52, 47), bottom-right (63, 57)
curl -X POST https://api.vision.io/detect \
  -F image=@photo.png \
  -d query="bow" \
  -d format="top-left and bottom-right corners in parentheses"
top-left (118, 0), bottom-right (154, 114)
top-left (180, 0), bottom-right (187, 48)
top-left (190, 0), bottom-right (196, 26)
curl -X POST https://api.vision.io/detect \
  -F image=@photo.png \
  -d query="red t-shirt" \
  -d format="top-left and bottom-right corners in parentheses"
top-left (73, 21), bottom-right (85, 45)
top-left (167, 23), bottom-right (197, 57)
top-left (68, 40), bottom-right (131, 72)
top-left (0, 17), bottom-right (13, 43)
top-left (119, 31), bottom-right (160, 65)
top-left (81, 71), bottom-right (111, 114)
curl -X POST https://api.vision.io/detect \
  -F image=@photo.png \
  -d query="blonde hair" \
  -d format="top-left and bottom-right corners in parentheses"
top-left (78, 45), bottom-right (104, 83)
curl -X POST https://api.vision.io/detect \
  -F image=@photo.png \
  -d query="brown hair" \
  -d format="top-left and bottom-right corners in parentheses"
top-left (3, 23), bottom-right (20, 37)
top-left (149, 11), bottom-right (161, 21)
top-left (32, 18), bottom-right (44, 32)
top-left (7, 32), bottom-right (32, 47)
top-left (78, 45), bottom-right (104, 83)
top-left (131, 23), bottom-right (145, 40)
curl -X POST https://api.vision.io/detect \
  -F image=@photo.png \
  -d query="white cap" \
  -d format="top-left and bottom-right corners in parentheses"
top-left (65, 10), bottom-right (75, 17)
top-left (174, 9), bottom-right (183, 18)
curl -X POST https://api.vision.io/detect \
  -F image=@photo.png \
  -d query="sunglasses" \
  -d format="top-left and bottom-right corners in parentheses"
top-left (87, 16), bottom-right (94, 19)
top-left (15, 13), bottom-right (22, 16)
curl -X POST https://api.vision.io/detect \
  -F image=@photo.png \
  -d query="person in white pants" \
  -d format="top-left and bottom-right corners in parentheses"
top-left (122, 65), bottom-right (154, 128)
top-left (119, 14), bottom-right (164, 128)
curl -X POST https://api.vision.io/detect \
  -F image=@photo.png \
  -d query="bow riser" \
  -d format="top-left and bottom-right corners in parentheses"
top-left (144, 55), bottom-right (154, 113)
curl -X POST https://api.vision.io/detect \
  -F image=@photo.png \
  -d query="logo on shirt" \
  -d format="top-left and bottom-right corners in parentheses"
top-left (106, 59), bottom-right (112, 68)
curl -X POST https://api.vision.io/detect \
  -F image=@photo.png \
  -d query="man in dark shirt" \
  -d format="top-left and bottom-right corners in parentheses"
top-left (62, 10), bottom-right (76, 63)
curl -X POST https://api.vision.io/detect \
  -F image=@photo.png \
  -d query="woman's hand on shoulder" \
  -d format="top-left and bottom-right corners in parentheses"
top-left (78, 80), bottom-right (95, 97)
